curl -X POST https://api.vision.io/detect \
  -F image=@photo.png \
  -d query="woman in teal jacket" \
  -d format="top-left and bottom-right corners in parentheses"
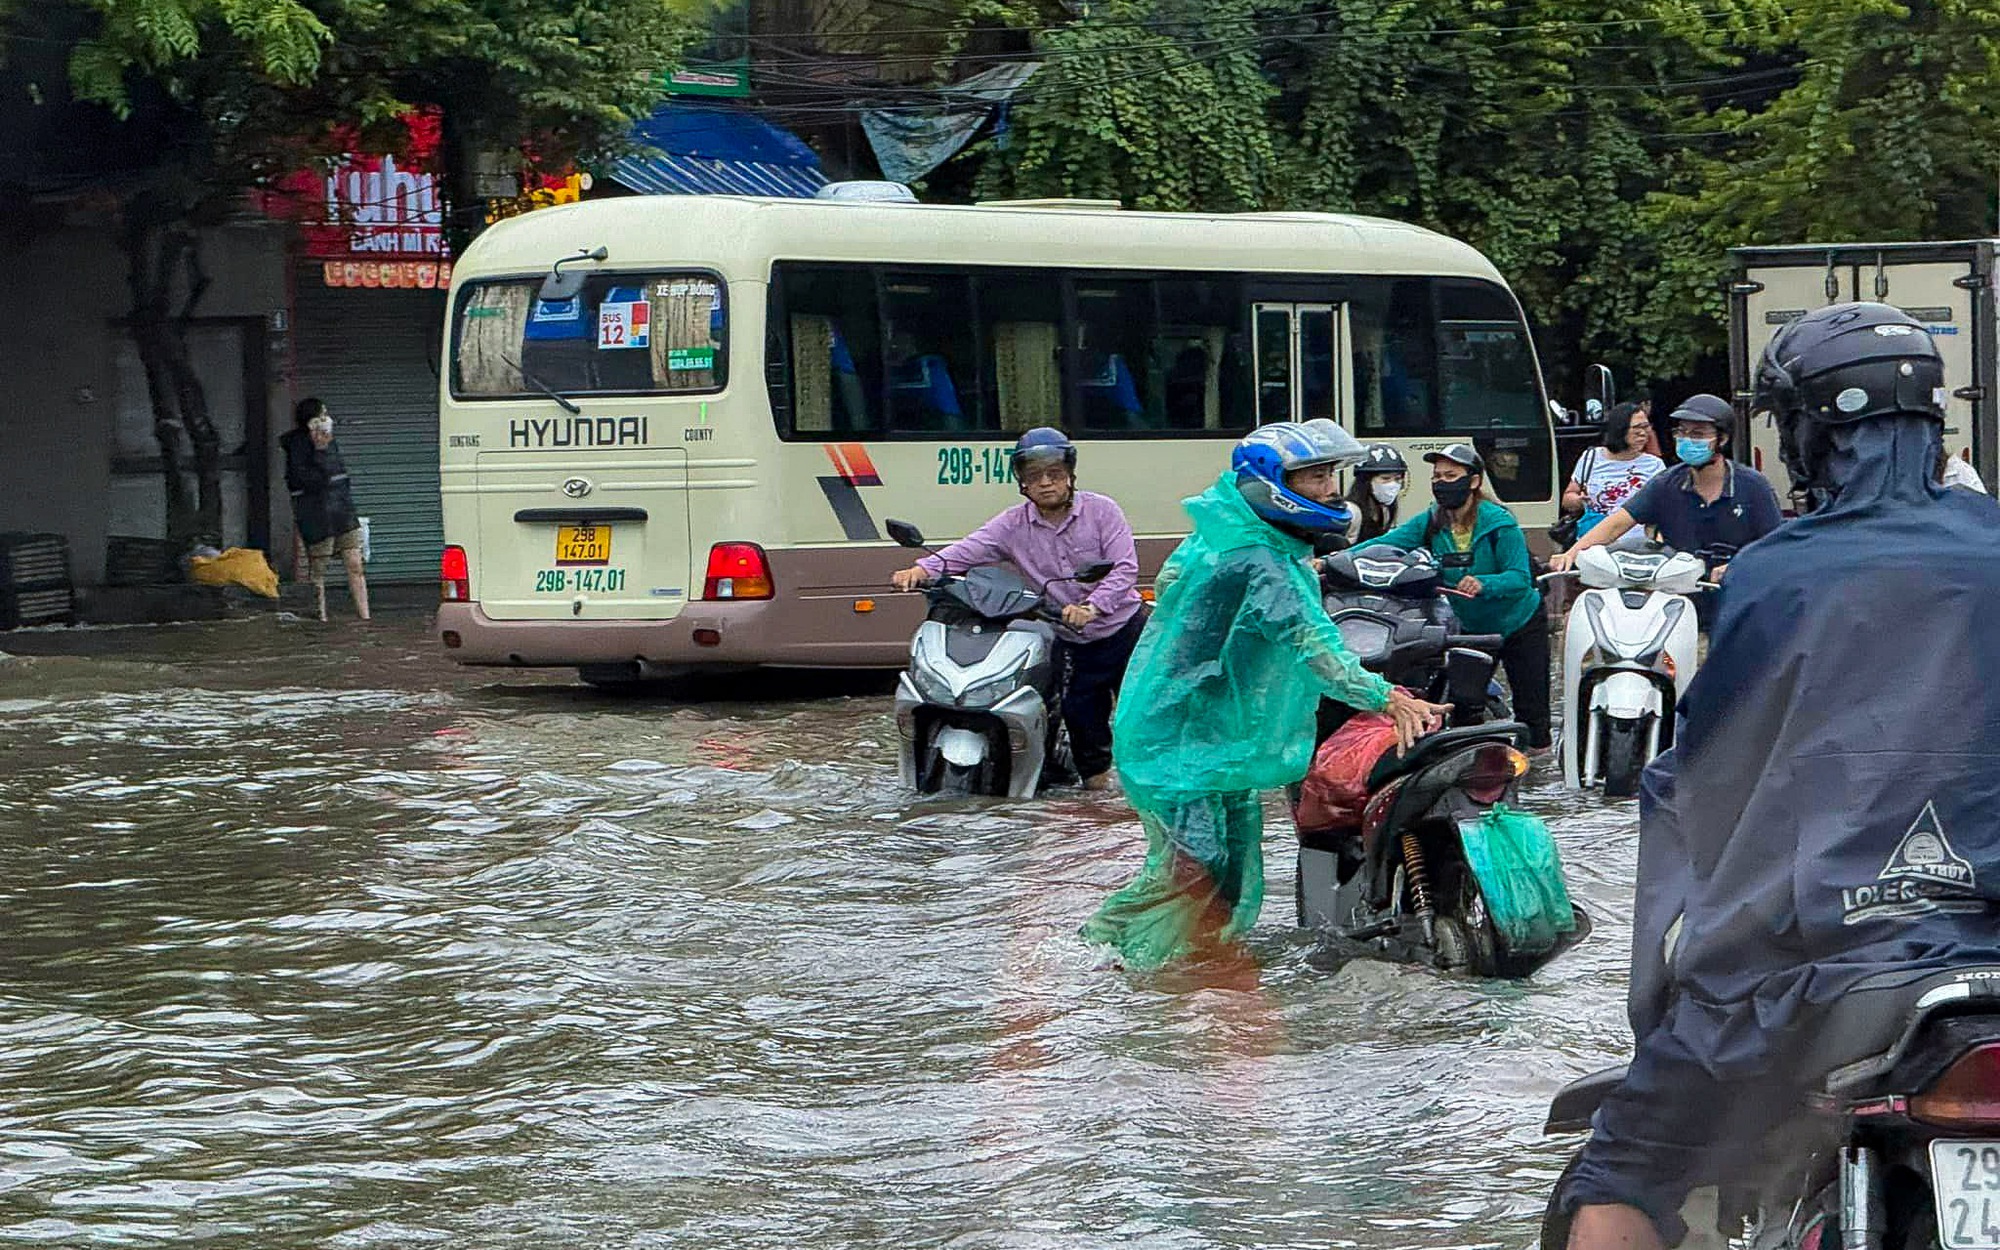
top-left (1352, 442), bottom-right (1551, 751)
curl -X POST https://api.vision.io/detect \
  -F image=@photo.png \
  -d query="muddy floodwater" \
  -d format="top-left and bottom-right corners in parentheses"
top-left (0, 609), bottom-right (1637, 1248)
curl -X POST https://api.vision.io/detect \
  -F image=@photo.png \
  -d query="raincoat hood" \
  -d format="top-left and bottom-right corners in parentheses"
top-left (1815, 413), bottom-right (1945, 514)
top-left (1183, 472), bottom-right (1313, 557)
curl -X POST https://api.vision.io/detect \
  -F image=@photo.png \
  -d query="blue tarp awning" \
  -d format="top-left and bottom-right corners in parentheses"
top-left (610, 103), bottom-right (827, 198)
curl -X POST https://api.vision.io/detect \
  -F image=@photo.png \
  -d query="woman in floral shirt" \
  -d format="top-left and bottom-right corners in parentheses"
top-left (1562, 402), bottom-right (1666, 536)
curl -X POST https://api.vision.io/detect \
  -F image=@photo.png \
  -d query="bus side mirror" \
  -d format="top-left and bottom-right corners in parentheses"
top-left (1584, 363), bottom-right (1616, 420)
top-left (886, 519), bottom-right (927, 549)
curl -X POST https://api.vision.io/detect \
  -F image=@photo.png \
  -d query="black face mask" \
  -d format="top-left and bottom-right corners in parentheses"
top-left (1432, 477), bottom-right (1475, 511)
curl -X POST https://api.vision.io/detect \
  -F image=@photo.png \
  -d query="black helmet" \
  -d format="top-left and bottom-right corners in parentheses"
top-left (1667, 393), bottom-right (1736, 440)
top-left (1011, 427), bottom-right (1077, 477)
top-left (1756, 302), bottom-right (1945, 494)
top-left (1353, 443), bottom-right (1408, 476)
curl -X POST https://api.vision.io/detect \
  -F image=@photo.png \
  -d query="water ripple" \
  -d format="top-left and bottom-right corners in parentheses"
top-left (0, 620), bottom-right (1635, 1247)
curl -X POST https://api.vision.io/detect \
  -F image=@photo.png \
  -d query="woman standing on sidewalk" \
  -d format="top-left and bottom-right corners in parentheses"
top-left (283, 398), bottom-right (370, 622)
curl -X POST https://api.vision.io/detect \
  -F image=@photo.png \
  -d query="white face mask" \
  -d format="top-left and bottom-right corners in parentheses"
top-left (1370, 478), bottom-right (1404, 506)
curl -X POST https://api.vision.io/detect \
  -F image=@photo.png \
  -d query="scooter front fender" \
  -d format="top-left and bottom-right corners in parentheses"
top-left (1591, 669), bottom-right (1666, 722)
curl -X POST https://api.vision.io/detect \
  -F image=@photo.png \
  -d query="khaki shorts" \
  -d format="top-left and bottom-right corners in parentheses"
top-left (307, 528), bottom-right (363, 560)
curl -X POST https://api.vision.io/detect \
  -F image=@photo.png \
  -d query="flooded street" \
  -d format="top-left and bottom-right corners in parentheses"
top-left (0, 608), bottom-right (1638, 1249)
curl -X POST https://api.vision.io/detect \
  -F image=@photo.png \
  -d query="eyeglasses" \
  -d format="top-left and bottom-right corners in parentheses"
top-left (1672, 425), bottom-right (1717, 441)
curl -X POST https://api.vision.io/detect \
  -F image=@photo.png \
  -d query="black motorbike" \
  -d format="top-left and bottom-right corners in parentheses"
top-left (1540, 966), bottom-right (2000, 1248)
top-left (1291, 547), bottom-right (1588, 978)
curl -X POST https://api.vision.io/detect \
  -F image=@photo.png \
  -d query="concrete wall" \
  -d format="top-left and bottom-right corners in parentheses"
top-left (0, 217), bottom-right (290, 586)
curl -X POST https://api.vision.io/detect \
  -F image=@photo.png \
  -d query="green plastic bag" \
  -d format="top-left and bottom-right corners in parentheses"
top-left (1459, 804), bottom-right (1577, 955)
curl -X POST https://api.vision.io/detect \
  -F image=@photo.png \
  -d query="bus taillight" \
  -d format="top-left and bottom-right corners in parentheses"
top-left (704, 543), bottom-right (774, 600)
top-left (441, 545), bottom-right (471, 602)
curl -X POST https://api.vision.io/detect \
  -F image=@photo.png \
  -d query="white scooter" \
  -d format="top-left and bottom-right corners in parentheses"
top-left (1544, 544), bottom-right (1715, 798)
top-left (886, 519), bottom-right (1110, 798)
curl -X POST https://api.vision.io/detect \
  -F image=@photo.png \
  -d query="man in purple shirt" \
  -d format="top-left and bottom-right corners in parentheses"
top-left (891, 428), bottom-right (1145, 790)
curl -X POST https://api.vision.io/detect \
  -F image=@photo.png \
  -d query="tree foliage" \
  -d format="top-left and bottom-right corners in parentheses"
top-left (969, 0), bottom-right (2000, 392)
top-left (0, 0), bottom-right (709, 548)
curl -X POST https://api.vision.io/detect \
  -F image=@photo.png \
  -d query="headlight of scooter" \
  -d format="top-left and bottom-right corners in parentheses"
top-left (1335, 615), bottom-right (1393, 664)
top-left (959, 658), bottom-right (1029, 709)
top-left (909, 662), bottom-right (954, 706)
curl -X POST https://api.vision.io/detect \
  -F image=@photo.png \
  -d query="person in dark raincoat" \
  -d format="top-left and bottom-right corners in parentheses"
top-left (1561, 303), bottom-right (2000, 1248)
top-left (1081, 421), bottom-right (1447, 971)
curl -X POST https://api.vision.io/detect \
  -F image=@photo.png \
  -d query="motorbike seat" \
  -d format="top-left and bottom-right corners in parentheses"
top-left (1801, 963), bottom-right (2000, 1094)
top-left (1365, 722), bottom-right (1523, 790)
top-left (1539, 965), bottom-right (2000, 1133)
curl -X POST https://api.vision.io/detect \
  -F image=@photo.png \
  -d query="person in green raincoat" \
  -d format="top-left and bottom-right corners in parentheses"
top-left (1081, 421), bottom-right (1449, 971)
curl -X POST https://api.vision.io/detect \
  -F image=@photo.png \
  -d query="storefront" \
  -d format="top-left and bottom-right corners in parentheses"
top-left (271, 116), bottom-right (453, 584)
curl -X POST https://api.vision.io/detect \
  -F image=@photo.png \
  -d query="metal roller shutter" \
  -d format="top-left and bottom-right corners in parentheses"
top-left (291, 280), bottom-right (447, 583)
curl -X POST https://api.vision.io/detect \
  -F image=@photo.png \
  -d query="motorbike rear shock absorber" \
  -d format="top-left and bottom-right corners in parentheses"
top-left (1401, 832), bottom-right (1436, 940)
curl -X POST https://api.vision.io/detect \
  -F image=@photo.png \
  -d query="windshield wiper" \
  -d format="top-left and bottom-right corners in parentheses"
top-left (502, 354), bottom-right (581, 415)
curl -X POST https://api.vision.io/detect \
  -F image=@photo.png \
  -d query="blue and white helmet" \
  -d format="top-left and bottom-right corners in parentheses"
top-left (1233, 420), bottom-right (1366, 537)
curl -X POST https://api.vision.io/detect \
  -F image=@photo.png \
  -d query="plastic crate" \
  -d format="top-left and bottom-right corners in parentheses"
top-left (0, 532), bottom-right (75, 629)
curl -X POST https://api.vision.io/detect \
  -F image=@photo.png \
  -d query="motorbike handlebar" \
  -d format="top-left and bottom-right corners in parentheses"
top-left (1535, 569), bottom-right (1576, 584)
top-left (1445, 634), bottom-right (1505, 652)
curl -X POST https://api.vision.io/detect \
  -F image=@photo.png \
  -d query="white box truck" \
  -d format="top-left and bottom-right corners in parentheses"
top-left (1727, 241), bottom-right (1996, 500)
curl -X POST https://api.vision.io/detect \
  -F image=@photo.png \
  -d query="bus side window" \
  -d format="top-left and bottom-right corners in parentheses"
top-left (883, 274), bottom-right (979, 433)
top-left (1436, 280), bottom-right (1540, 430)
top-left (779, 265), bottom-right (882, 434)
top-left (1153, 277), bottom-right (1250, 432)
top-left (978, 272), bottom-right (1061, 433)
top-left (1350, 278), bottom-right (1438, 435)
top-left (1070, 279), bottom-right (1155, 431)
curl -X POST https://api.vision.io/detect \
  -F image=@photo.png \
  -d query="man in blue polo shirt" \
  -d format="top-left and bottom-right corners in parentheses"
top-left (1549, 393), bottom-right (1783, 581)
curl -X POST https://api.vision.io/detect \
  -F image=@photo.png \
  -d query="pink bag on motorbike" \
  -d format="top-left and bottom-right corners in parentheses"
top-left (1294, 711), bottom-right (1401, 831)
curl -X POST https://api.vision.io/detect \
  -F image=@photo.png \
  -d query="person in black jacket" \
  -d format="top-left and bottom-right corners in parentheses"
top-left (284, 397), bottom-right (370, 622)
top-left (1558, 304), bottom-right (2000, 1249)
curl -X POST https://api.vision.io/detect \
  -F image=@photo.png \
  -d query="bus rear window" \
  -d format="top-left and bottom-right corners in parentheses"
top-left (452, 273), bottom-right (725, 398)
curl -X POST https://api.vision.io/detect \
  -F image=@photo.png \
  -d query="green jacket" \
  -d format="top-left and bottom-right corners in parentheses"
top-left (1112, 473), bottom-right (1393, 795)
top-left (1354, 499), bottom-right (1541, 638)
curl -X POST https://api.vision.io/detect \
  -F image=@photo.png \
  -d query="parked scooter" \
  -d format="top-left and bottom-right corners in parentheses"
top-left (1292, 546), bottom-right (1589, 978)
top-left (1538, 963), bottom-right (2000, 1248)
top-left (887, 519), bottom-right (1110, 798)
top-left (1541, 543), bottom-right (1727, 798)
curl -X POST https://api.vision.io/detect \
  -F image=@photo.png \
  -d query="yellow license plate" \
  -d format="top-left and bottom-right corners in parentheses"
top-left (555, 525), bottom-right (611, 566)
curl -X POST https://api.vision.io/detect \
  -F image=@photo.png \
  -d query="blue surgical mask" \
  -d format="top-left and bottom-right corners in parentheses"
top-left (1676, 435), bottom-right (1716, 467)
